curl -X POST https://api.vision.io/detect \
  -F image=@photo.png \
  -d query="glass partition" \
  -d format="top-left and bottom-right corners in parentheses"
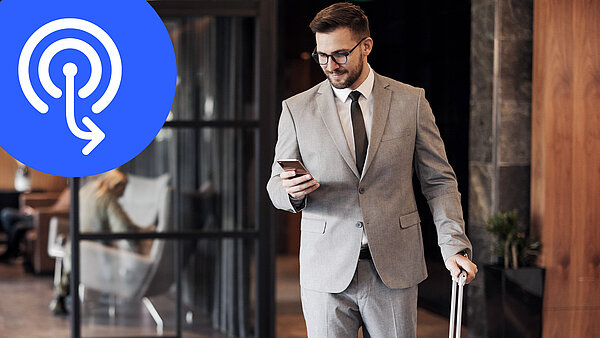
top-left (70, 1), bottom-right (276, 337)
top-left (166, 17), bottom-right (256, 121)
top-left (77, 239), bottom-right (254, 337)
top-left (117, 128), bottom-right (257, 232)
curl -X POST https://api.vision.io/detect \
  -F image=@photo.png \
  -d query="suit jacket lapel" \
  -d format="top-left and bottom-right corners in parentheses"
top-left (362, 74), bottom-right (392, 178)
top-left (316, 81), bottom-right (360, 178)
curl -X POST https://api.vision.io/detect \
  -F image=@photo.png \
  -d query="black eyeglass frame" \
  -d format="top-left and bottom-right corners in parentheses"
top-left (311, 36), bottom-right (368, 65)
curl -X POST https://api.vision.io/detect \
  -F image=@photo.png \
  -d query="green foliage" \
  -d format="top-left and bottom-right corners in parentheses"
top-left (487, 211), bottom-right (517, 239)
top-left (486, 211), bottom-right (540, 268)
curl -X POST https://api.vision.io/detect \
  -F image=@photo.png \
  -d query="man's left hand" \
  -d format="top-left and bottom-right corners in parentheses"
top-left (445, 254), bottom-right (478, 284)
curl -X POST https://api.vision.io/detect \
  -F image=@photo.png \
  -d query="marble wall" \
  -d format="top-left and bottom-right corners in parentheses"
top-left (468, 0), bottom-right (533, 336)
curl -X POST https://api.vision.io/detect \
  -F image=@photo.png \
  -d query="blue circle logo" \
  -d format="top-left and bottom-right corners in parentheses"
top-left (0, 0), bottom-right (177, 176)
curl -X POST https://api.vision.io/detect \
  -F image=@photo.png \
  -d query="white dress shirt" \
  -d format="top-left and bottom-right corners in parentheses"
top-left (331, 65), bottom-right (375, 246)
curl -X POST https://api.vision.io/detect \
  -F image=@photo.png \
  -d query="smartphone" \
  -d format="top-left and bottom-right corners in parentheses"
top-left (277, 159), bottom-right (310, 177)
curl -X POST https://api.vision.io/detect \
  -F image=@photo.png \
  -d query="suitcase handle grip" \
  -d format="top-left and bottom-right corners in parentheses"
top-left (449, 253), bottom-right (469, 338)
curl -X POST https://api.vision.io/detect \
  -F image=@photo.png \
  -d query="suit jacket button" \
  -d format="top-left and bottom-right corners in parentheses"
top-left (355, 221), bottom-right (363, 228)
top-left (359, 188), bottom-right (365, 194)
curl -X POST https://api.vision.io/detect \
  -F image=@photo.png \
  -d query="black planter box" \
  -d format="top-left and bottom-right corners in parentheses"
top-left (484, 265), bottom-right (545, 338)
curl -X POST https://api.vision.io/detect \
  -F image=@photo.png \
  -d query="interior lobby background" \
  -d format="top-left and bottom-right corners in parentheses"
top-left (0, 0), bottom-right (598, 337)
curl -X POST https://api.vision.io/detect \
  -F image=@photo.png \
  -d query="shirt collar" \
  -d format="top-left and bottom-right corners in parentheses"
top-left (332, 64), bottom-right (374, 102)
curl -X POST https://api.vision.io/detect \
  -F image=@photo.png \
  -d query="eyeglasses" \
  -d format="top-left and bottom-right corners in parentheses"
top-left (311, 36), bottom-right (368, 65)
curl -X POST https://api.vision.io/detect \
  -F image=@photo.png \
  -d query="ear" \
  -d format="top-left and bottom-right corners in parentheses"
top-left (362, 37), bottom-right (373, 56)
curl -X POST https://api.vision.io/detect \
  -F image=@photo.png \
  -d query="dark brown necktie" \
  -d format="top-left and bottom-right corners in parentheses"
top-left (349, 91), bottom-right (368, 175)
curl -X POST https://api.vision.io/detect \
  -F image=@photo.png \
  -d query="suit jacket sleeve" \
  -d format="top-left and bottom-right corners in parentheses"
top-left (414, 89), bottom-right (472, 261)
top-left (266, 101), bottom-right (306, 213)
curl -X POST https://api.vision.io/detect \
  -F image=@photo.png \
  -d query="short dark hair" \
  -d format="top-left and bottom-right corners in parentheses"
top-left (309, 2), bottom-right (370, 39)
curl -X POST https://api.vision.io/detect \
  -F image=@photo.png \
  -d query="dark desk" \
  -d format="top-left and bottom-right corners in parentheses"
top-left (0, 190), bottom-right (20, 210)
top-left (0, 190), bottom-right (20, 243)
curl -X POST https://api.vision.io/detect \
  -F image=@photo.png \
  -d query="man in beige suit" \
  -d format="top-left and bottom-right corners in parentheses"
top-left (267, 3), bottom-right (477, 337)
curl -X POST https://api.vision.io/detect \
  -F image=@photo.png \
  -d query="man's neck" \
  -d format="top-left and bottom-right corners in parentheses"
top-left (349, 62), bottom-right (370, 90)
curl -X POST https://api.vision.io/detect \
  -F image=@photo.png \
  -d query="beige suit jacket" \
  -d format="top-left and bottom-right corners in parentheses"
top-left (267, 73), bottom-right (472, 293)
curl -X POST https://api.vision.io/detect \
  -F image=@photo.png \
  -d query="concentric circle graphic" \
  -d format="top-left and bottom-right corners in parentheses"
top-left (0, 0), bottom-right (177, 176)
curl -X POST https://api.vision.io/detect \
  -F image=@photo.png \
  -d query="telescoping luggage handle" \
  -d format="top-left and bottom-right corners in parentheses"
top-left (449, 255), bottom-right (469, 338)
top-left (449, 270), bottom-right (467, 338)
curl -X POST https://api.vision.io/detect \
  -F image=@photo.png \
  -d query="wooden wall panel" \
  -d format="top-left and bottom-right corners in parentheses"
top-left (574, 0), bottom-right (600, 312)
top-left (543, 310), bottom-right (600, 337)
top-left (532, 0), bottom-right (600, 336)
top-left (533, 0), bottom-right (575, 309)
top-left (0, 148), bottom-right (67, 192)
top-left (0, 148), bottom-right (19, 190)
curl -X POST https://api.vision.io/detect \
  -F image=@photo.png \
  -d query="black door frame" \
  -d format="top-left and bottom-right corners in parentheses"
top-left (69, 1), bottom-right (279, 337)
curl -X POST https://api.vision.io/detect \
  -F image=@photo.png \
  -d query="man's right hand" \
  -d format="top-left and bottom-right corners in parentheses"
top-left (280, 170), bottom-right (320, 200)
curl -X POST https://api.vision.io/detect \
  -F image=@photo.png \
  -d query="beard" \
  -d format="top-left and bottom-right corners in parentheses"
top-left (324, 54), bottom-right (364, 89)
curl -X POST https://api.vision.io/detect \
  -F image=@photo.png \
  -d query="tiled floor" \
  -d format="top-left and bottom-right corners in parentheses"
top-left (0, 254), bottom-right (464, 337)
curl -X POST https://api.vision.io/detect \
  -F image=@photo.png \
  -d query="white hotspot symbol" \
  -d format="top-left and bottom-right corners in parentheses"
top-left (18, 18), bottom-right (122, 155)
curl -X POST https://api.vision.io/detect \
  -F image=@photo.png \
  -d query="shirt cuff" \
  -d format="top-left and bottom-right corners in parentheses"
top-left (289, 196), bottom-right (306, 212)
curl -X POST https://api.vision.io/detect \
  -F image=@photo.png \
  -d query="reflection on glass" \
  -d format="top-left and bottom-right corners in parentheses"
top-left (178, 128), bottom-right (257, 232)
top-left (79, 239), bottom-right (176, 337)
top-left (75, 239), bottom-right (254, 337)
top-left (72, 13), bottom-right (259, 338)
top-left (182, 239), bottom-right (254, 336)
top-left (79, 169), bottom-right (172, 236)
top-left (121, 128), bottom-right (257, 232)
top-left (164, 17), bottom-right (256, 121)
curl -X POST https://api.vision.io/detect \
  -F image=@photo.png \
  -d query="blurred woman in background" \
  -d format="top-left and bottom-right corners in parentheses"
top-left (51, 169), bottom-right (148, 314)
top-left (79, 169), bottom-right (140, 251)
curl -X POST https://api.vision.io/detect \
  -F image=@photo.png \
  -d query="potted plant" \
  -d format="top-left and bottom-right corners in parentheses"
top-left (486, 211), bottom-right (540, 269)
top-left (484, 211), bottom-right (544, 338)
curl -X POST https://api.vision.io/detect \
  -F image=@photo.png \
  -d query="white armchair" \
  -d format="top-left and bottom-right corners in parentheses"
top-left (79, 173), bottom-right (173, 333)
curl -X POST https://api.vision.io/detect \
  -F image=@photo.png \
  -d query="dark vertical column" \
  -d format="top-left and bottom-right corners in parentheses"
top-left (468, 3), bottom-right (496, 336)
top-left (256, 0), bottom-right (278, 336)
top-left (175, 128), bottom-right (182, 337)
top-left (496, 0), bottom-right (533, 227)
top-left (469, 0), bottom-right (533, 336)
top-left (69, 177), bottom-right (80, 338)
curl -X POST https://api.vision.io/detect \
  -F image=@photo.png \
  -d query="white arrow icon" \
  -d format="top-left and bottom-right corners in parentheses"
top-left (18, 18), bottom-right (122, 155)
top-left (63, 63), bottom-right (105, 155)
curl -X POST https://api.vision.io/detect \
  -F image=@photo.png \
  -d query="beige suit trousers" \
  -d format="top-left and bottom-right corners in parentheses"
top-left (301, 259), bottom-right (418, 338)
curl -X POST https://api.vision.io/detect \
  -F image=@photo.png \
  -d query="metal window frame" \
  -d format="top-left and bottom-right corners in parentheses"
top-left (69, 1), bottom-right (278, 337)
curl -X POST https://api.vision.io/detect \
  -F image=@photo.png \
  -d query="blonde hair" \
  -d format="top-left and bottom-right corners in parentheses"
top-left (95, 169), bottom-right (128, 197)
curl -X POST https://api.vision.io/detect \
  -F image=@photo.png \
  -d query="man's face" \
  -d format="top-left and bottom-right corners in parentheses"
top-left (315, 27), bottom-right (370, 89)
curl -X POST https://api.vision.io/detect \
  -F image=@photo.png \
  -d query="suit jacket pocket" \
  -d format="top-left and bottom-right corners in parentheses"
top-left (399, 211), bottom-right (420, 229)
top-left (381, 130), bottom-right (412, 142)
top-left (301, 218), bottom-right (326, 234)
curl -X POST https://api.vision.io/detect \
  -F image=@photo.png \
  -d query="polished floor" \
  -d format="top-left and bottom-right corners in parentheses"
top-left (0, 254), bottom-right (464, 337)
top-left (275, 256), bottom-right (466, 338)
